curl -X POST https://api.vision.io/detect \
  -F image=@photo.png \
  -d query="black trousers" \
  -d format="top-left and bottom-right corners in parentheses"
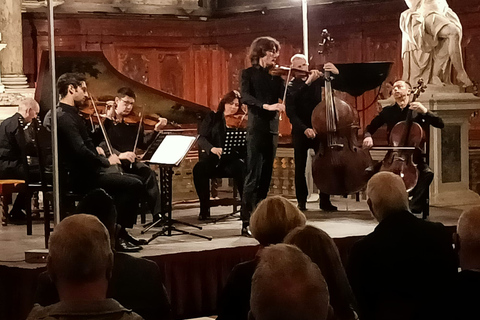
top-left (242, 132), bottom-right (278, 224)
top-left (293, 133), bottom-right (331, 206)
top-left (409, 166), bottom-right (434, 213)
top-left (122, 161), bottom-right (161, 217)
top-left (193, 154), bottom-right (245, 217)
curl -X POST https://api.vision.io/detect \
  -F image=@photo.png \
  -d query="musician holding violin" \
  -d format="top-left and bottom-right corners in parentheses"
top-left (44, 73), bottom-right (146, 252)
top-left (101, 87), bottom-right (168, 223)
top-left (285, 54), bottom-right (340, 212)
top-left (362, 79), bottom-right (444, 215)
top-left (240, 36), bottom-right (285, 236)
top-left (193, 90), bottom-right (246, 220)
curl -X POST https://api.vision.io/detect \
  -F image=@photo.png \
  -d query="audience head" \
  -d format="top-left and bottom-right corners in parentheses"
top-left (456, 206), bottom-right (480, 270)
top-left (56, 73), bottom-right (87, 101)
top-left (18, 98), bottom-right (40, 123)
top-left (217, 90), bottom-right (241, 116)
top-left (76, 188), bottom-right (117, 248)
top-left (250, 196), bottom-right (306, 246)
top-left (285, 225), bottom-right (357, 320)
top-left (47, 214), bottom-right (114, 287)
top-left (366, 172), bottom-right (409, 222)
top-left (249, 36), bottom-right (281, 67)
top-left (250, 243), bottom-right (330, 320)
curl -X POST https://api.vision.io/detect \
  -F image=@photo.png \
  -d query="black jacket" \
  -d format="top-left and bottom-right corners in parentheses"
top-left (197, 111), bottom-right (226, 158)
top-left (44, 103), bottom-right (110, 188)
top-left (347, 210), bottom-right (457, 320)
top-left (0, 113), bottom-right (27, 179)
top-left (241, 65), bottom-right (284, 135)
top-left (103, 118), bottom-right (157, 155)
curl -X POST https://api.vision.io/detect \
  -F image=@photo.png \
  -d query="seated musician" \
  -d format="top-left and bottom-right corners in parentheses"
top-left (44, 73), bottom-right (146, 252)
top-left (101, 87), bottom-right (167, 222)
top-left (193, 90), bottom-right (246, 220)
top-left (362, 80), bottom-right (444, 215)
top-left (0, 98), bottom-right (40, 221)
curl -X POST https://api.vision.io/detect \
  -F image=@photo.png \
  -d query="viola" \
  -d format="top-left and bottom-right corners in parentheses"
top-left (269, 65), bottom-right (312, 77)
top-left (225, 105), bottom-right (248, 129)
top-left (379, 79), bottom-right (426, 191)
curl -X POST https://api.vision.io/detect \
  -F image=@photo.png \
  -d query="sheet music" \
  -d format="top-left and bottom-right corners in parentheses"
top-left (150, 135), bottom-right (196, 165)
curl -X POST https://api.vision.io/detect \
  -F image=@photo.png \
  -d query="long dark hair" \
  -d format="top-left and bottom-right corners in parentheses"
top-left (248, 36), bottom-right (281, 66)
top-left (216, 90), bottom-right (241, 114)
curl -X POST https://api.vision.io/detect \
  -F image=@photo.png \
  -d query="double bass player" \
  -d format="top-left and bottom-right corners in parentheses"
top-left (362, 80), bottom-right (444, 215)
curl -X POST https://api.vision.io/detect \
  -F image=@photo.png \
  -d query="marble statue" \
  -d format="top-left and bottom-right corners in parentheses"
top-left (400, 0), bottom-right (472, 87)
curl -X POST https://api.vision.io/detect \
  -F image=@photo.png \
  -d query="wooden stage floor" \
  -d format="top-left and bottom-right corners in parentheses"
top-left (0, 196), bottom-right (465, 269)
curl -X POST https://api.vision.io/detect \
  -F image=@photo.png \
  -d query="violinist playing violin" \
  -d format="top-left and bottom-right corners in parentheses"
top-left (193, 90), bottom-right (246, 220)
top-left (362, 80), bottom-right (444, 215)
top-left (286, 54), bottom-right (340, 212)
top-left (44, 73), bottom-right (145, 252)
top-left (240, 36), bottom-right (285, 237)
top-left (101, 87), bottom-right (168, 223)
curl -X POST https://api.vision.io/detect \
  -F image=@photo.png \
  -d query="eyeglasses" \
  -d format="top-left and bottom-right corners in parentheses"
top-left (120, 98), bottom-right (134, 106)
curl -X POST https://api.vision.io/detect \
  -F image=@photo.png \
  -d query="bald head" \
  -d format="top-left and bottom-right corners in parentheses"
top-left (457, 207), bottom-right (480, 269)
top-left (48, 214), bottom-right (113, 284)
top-left (367, 172), bottom-right (409, 221)
top-left (250, 244), bottom-right (330, 320)
top-left (18, 98), bottom-right (40, 123)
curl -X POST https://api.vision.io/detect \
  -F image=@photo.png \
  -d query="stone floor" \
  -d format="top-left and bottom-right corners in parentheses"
top-left (0, 195), bottom-right (465, 269)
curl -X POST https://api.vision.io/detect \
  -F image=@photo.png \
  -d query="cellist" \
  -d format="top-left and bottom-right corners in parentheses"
top-left (362, 80), bottom-right (444, 215)
top-left (285, 54), bottom-right (340, 212)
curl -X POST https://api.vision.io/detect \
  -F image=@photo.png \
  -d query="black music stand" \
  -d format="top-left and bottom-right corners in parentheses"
top-left (141, 135), bottom-right (212, 241)
top-left (208, 128), bottom-right (247, 223)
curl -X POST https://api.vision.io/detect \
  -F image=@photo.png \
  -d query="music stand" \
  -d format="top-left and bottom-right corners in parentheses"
top-left (141, 135), bottom-right (212, 241)
top-left (208, 128), bottom-right (247, 223)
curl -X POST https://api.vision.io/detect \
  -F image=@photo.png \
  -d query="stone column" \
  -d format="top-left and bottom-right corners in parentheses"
top-left (0, 0), bottom-right (28, 90)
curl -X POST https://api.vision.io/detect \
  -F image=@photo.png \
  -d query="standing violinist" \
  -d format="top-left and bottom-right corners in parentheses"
top-left (44, 73), bottom-right (145, 252)
top-left (286, 54), bottom-right (340, 212)
top-left (362, 80), bottom-right (444, 215)
top-left (101, 87), bottom-right (168, 223)
top-left (193, 90), bottom-right (246, 220)
top-left (240, 36), bottom-right (285, 236)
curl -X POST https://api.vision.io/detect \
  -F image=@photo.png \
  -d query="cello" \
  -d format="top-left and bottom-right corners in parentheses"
top-left (378, 79), bottom-right (427, 191)
top-left (311, 30), bottom-right (372, 195)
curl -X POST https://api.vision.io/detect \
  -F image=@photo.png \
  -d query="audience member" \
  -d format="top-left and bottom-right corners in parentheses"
top-left (285, 225), bottom-right (358, 320)
top-left (454, 206), bottom-right (480, 319)
top-left (347, 172), bottom-right (457, 320)
top-left (217, 196), bottom-right (306, 320)
top-left (34, 189), bottom-right (172, 320)
top-left (250, 243), bottom-right (330, 320)
top-left (27, 214), bottom-right (143, 320)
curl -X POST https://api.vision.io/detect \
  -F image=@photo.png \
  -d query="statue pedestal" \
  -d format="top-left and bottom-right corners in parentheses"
top-left (419, 86), bottom-right (480, 207)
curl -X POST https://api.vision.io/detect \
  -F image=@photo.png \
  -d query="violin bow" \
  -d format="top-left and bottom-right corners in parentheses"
top-left (132, 111), bottom-right (143, 155)
top-left (279, 67), bottom-right (293, 121)
top-left (90, 93), bottom-right (115, 157)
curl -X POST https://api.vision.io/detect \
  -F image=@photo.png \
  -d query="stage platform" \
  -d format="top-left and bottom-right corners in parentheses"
top-left (0, 196), bottom-right (466, 320)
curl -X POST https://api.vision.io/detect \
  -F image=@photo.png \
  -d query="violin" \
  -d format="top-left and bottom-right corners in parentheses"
top-left (225, 104), bottom-right (248, 129)
top-left (378, 79), bottom-right (426, 191)
top-left (269, 65), bottom-right (312, 77)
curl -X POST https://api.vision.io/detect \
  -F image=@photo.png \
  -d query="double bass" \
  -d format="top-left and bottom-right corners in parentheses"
top-left (311, 31), bottom-right (372, 195)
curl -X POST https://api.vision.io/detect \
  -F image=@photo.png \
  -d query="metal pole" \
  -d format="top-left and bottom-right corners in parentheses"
top-left (47, 0), bottom-right (60, 224)
top-left (302, 0), bottom-right (309, 59)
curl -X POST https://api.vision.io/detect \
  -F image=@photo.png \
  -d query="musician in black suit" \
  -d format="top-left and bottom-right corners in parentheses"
top-left (0, 98), bottom-right (40, 220)
top-left (43, 73), bottom-right (145, 252)
top-left (286, 54), bottom-right (340, 212)
top-left (240, 36), bottom-right (285, 236)
top-left (193, 90), bottom-right (246, 220)
top-left (101, 87), bottom-right (168, 222)
top-left (362, 80), bottom-right (444, 215)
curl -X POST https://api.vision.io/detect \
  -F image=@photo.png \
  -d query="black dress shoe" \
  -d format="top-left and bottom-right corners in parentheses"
top-left (123, 232), bottom-right (148, 246)
top-left (116, 238), bottom-right (142, 252)
top-left (297, 202), bottom-right (307, 211)
top-left (241, 226), bottom-right (252, 237)
top-left (320, 203), bottom-right (338, 211)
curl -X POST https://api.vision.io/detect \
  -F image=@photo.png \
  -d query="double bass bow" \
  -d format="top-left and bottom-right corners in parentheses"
top-left (377, 79), bottom-right (427, 191)
top-left (311, 30), bottom-right (372, 195)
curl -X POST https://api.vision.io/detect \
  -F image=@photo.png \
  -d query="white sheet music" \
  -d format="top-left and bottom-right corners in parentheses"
top-left (150, 135), bottom-right (196, 165)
